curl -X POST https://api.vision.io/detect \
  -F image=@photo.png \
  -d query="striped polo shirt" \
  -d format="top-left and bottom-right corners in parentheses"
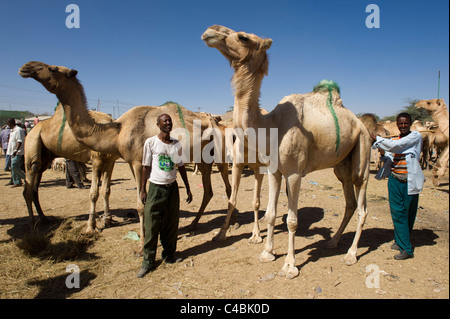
top-left (391, 136), bottom-right (408, 181)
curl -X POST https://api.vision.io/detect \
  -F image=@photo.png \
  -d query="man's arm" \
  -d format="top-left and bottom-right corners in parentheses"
top-left (140, 165), bottom-right (151, 204)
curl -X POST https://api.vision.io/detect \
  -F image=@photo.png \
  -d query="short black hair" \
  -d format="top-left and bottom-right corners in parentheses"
top-left (396, 112), bottom-right (412, 123)
top-left (6, 118), bottom-right (15, 126)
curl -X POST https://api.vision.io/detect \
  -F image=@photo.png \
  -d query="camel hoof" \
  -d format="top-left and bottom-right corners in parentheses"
top-left (341, 253), bottom-right (357, 266)
top-left (324, 239), bottom-right (338, 250)
top-left (248, 234), bottom-right (263, 244)
top-left (134, 246), bottom-right (144, 257)
top-left (101, 216), bottom-right (113, 229)
top-left (85, 226), bottom-right (99, 235)
top-left (259, 250), bottom-right (275, 263)
top-left (212, 231), bottom-right (227, 242)
top-left (279, 263), bottom-right (299, 279)
top-left (229, 222), bottom-right (240, 230)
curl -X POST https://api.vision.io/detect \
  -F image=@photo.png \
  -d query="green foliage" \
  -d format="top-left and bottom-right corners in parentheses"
top-left (379, 98), bottom-right (433, 123)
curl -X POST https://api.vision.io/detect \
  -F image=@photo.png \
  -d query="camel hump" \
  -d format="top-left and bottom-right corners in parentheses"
top-left (313, 79), bottom-right (340, 95)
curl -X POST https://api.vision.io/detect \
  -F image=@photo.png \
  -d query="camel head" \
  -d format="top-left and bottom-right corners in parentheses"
top-left (202, 25), bottom-right (272, 75)
top-left (18, 61), bottom-right (79, 94)
top-left (415, 99), bottom-right (446, 113)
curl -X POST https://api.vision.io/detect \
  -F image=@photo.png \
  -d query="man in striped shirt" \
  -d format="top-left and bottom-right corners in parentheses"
top-left (370, 113), bottom-right (425, 260)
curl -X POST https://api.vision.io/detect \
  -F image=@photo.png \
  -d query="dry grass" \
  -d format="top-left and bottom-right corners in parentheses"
top-left (0, 218), bottom-right (99, 298)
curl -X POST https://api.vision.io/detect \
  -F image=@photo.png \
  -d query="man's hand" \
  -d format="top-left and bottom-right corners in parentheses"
top-left (140, 190), bottom-right (147, 205)
top-left (369, 132), bottom-right (378, 143)
top-left (12, 150), bottom-right (17, 158)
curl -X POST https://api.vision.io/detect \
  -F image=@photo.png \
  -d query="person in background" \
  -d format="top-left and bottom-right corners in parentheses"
top-left (1, 124), bottom-right (11, 171)
top-left (65, 159), bottom-right (89, 189)
top-left (5, 118), bottom-right (25, 187)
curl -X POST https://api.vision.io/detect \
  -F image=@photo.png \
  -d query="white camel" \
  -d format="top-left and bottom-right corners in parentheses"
top-left (202, 25), bottom-right (371, 279)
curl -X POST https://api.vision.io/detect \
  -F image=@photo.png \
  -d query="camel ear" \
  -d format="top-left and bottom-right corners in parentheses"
top-left (261, 39), bottom-right (272, 51)
top-left (67, 69), bottom-right (78, 78)
top-left (437, 99), bottom-right (441, 106)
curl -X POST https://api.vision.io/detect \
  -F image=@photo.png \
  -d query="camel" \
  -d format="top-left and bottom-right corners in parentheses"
top-left (416, 99), bottom-right (449, 186)
top-left (360, 113), bottom-right (389, 170)
top-left (18, 61), bottom-right (231, 254)
top-left (202, 25), bottom-right (371, 279)
top-left (411, 120), bottom-right (435, 170)
top-left (23, 103), bottom-right (119, 233)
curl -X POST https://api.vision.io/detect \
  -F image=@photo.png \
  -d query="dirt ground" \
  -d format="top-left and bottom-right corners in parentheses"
top-left (0, 155), bottom-right (448, 300)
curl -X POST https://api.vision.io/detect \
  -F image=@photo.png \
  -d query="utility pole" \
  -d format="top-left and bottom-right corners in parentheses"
top-left (437, 70), bottom-right (441, 99)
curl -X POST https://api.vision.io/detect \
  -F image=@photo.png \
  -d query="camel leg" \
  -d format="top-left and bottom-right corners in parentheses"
top-left (86, 160), bottom-right (102, 234)
top-left (23, 163), bottom-right (39, 225)
top-left (432, 146), bottom-right (449, 187)
top-left (342, 181), bottom-right (368, 265)
top-left (279, 173), bottom-right (301, 279)
top-left (217, 162), bottom-right (232, 199)
top-left (248, 169), bottom-right (264, 244)
top-left (100, 159), bottom-right (116, 228)
top-left (132, 161), bottom-right (145, 256)
top-left (213, 162), bottom-right (244, 241)
top-left (259, 170), bottom-right (282, 262)
top-left (188, 163), bottom-right (214, 231)
top-left (326, 161), bottom-right (357, 250)
top-left (330, 140), bottom-right (370, 265)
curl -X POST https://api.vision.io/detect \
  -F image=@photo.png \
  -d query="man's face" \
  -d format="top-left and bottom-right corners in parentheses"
top-left (157, 114), bottom-right (173, 133)
top-left (396, 117), bottom-right (411, 136)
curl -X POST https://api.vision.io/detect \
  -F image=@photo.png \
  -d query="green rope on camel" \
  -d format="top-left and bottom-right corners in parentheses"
top-left (313, 80), bottom-right (341, 151)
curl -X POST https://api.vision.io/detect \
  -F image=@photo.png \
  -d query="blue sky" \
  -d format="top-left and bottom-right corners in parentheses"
top-left (0, 0), bottom-right (448, 118)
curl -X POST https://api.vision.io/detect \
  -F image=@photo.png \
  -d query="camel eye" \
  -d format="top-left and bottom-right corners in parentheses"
top-left (238, 35), bottom-right (249, 42)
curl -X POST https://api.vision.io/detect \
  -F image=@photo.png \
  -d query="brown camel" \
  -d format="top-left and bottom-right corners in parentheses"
top-left (416, 99), bottom-right (449, 186)
top-left (18, 61), bottom-right (231, 254)
top-left (202, 25), bottom-right (371, 278)
top-left (23, 104), bottom-right (119, 233)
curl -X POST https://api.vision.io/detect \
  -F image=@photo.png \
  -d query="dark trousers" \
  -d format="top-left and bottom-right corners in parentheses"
top-left (388, 175), bottom-right (419, 255)
top-left (142, 181), bottom-right (180, 268)
top-left (65, 159), bottom-right (83, 187)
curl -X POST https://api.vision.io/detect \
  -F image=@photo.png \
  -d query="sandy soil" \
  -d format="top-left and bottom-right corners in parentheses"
top-left (0, 156), bottom-right (448, 300)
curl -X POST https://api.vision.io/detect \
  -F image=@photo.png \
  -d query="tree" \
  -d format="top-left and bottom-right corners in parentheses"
top-left (401, 98), bottom-right (433, 123)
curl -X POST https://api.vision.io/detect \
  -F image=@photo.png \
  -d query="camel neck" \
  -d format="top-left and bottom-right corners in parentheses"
top-left (57, 82), bottom-right (121, 155)
top-left (232, 66), bottom-right (265, 130)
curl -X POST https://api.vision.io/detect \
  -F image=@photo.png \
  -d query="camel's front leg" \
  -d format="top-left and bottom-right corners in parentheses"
top-left (279, 173), bottom-right (301, 279)
top-left (213, 162), bottom-right (244, 241)
top-left (86, 161), bottom-right (102, 234)
top-left (100, 158), bottom-right (116, 228)
top-left (259, 170), bottom-right (282, 262)
top-left (248, 169), bottom-right (264, 244)
top-left (132, 162), bottom-right (145, 256)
